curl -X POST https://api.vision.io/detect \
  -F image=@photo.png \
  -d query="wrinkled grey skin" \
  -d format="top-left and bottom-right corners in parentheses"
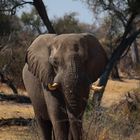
top-left (22, 33), bottom-right (107, 140)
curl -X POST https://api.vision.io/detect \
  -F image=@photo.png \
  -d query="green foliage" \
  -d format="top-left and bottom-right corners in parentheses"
top-left (0, 14), bottom-right (11, 35)
top-left (85, 0), bottom-right (140, 15)
top-left (0, 13), bottom-right (21, 35)
top-left (0, 0), bottom-right (23, 15)
top-left (52, 12), bottom-right (90, 34)
top-left (21, 8), bottom-right (46, 34)
top-left (84, 0), bottom-right (140, 37)
top-left (128, 0), bottom-right (140, 13)
top-left (0, 32), bottom-right (35, 87)
top-left (84, 98), bottom-right (94, 119)
top-left (0, 7), bottom-right (41, 88)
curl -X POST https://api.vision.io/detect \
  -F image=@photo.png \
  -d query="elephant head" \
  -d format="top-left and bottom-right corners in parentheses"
top-left (48, 33), bottom-right (107, 114)
top-left (26, 33), bottom-right (107, 140)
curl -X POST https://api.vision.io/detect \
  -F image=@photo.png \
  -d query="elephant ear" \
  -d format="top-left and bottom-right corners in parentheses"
top-left (81, 33), bottom-right (108, 82)
top-left (26, 34), bottom-right (56, 85)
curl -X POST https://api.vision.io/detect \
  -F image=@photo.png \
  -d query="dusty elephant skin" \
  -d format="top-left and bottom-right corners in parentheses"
top-left (22, 33), bottom-right (108, 140)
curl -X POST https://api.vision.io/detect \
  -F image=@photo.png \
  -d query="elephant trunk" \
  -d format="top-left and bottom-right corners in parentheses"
top-left (48, 54), bottom-right (89, 140)
top-left (62, 54), bottom-right (84, 117)
top-left (62, 54), bottom-right (88, 140)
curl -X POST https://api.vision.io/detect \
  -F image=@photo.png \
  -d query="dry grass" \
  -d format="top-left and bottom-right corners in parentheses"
top-left (0, 125), bottom-right (40, 140)
top-left (84, 86), bottom-right (140, 140)
top-left (0, 83), bottom-right (27, 96)
top-left (0, 78), bottom-right (139, 140)
top-left (102, 79), bottom-right (139, 107)
top-left (0, 83), bottom-right (13, 95)
top-left (84, 103), bottom-right (140, 140)
top-left (0, 101), bottom-right (34, 119)
top-left (0, 126), bottom-right (32, 140)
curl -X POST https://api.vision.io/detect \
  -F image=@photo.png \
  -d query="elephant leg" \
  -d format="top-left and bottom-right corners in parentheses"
top-left (67, 97), bottom-right (87, 140)
top-left (68, 127), bottom-right (83, 140)
top-left (23, 65), bottom-right (52, 140)
top-left (36, 117), bottom-right (52, 140)
top-left (52, 120), bottom-right (69, 140)
top-left (43, 90), bottom-right (69, 140)
top-left (68, 129), bottom-right (73, 140)
top-left (52, 129), bottom-right (55, 140)
top-left (68, 112), bottom-right (83, 140)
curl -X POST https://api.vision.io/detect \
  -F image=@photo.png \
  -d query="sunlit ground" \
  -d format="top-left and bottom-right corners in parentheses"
top-left (0, 78), bottom-right (139, 140)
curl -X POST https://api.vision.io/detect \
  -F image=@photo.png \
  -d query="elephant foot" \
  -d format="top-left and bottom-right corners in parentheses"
top-left (36, 117), bottom-right (52, 140)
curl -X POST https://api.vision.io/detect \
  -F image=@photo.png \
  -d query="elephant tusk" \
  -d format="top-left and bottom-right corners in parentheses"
top-left (90, 85), bottom-right (104, 93)
top-left (48, 83), bottom-right (59, 91)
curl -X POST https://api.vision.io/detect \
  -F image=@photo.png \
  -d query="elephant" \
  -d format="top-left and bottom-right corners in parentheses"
top-left (22, 33), bottom-right (108, 140)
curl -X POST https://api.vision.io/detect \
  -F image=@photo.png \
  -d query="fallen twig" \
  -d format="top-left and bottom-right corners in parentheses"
top-left (0, 117), bottom-right (33, 127)
top-left (0, 93), bottom-right (31, 104)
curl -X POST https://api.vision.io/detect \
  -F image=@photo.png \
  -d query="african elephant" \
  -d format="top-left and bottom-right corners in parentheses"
top-left (22, 33), bottom-right (107, 140)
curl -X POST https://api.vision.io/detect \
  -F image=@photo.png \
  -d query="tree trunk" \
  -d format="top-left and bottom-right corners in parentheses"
top-left (130, 23), bottom-right (139, 66)
top-left (92, 13), bottom-right (140, 108)
top-left (0, 72), bottom-right (18, 94)
top-left (130, 40), bottom-right (139, 66)
top-left (111, 64), bottom-right (120, 80)
top-left (92, 28), bottom-right (140, 108)
top-left (33, 0), bottom-right (56, 33)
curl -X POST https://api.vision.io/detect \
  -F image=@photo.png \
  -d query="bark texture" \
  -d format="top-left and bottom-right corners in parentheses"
top-left (33, 0), bottom-right (56, 33)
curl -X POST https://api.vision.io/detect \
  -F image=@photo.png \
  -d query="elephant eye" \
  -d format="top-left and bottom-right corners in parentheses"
top-left (73, 44), bottom-right (79, 52)
top-left (49, 57), bottom-right (59, 67)
top-left (49, 57), bottom-right (59, 73)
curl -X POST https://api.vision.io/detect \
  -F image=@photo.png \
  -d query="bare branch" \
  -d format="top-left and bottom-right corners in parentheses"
top-left (109, 6), bottom-right (127, 26)
top-left (11, 1), bottom-right (33, 10)
top-left (0, 1), bottom-right (33, 15)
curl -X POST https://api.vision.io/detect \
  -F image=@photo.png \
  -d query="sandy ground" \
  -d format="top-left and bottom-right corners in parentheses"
top-left (0, 126), bottom-right (34, 140)
top-left (0, 101), bottom-right (34, 119)
top-left (0, 78), bottom-right (139, 140)
top-left (102, 79), bottom-right (139, 107)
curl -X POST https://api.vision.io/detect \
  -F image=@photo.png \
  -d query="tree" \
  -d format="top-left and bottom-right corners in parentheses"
top-left (96, 15), bottom-right (123, 79)
top-left (21, 8), bottom-right (46, 34)
top-left (85, 0), bottom-right (140, 65)
top-left (0, 0), bottom-right (56, 94)
top-left (0, 1), bottom-right (23, 94)
top-left (84, 0), bottom-right (140, 107)
top-left (52, 12), bottom-right (96, 34)
top-left (0, 1), bottom-right (36, 94)
top-left (33, 0), bottom-right (55, 33)
top-left (0, 0), bottom-right (55, 33)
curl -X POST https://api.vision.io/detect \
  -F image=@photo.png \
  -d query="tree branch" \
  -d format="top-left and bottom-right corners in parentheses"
top-left (121, 13), bottom-right (137, 41)
top-left (107, 4), bottom-right (127, 26)
top-left (0, 1), bottom-right (33, 15)
top-left (11, 1), bottom-right (33, 10)
top-left (99, 0), bottom-right (127, 26)
top-left (33, 0), bottom-right (56, 33)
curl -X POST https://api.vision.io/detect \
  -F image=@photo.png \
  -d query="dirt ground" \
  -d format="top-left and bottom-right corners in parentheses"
top-left (0, 78), bottom-right (139, 140)
top-left (102, 78), bottom-right (139, 107)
